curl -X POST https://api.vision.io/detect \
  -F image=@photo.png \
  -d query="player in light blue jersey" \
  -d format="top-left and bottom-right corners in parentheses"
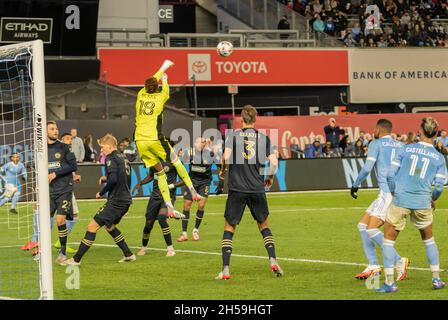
top-left (350, 119), bottom-right (409, 282)
top-left (0, 153), bottom-right (26, 214)
top-left (378, 117), bottom-right (447, 293)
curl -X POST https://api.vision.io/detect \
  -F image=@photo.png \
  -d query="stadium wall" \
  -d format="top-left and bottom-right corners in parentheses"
top-left (40, 157), bottom-right (446, 199)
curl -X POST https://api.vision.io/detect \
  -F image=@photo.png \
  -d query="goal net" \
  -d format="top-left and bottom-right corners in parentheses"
top-left (0, 40), bottom-right (53, 300)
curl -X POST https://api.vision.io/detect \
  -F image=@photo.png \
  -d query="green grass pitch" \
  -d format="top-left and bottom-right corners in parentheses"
top-left (1, 190), bottom-right (448, 300)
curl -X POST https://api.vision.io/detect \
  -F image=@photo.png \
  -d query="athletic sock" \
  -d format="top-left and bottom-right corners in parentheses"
top-left (32, 209), bottom-right (38, 243)
top-left (358, 223), bottom-right (378, 266)
top-left (156, 170), bottom-right (174, 208)
top-left (108, 228), bottom-right (132, 257)
top-left (195, 209), bottom-right (204, 229)
top-left (222, 230), bottom-right (234, 269)
top-left (182, 209), bottom-right (190, 232)
top-left (382, 239), bottom-right (396, 285)
top-left (159, 216), bottom-right (173, 246)
top-left (66, 219), bottom-right (76, 234)
top-left (424, 237), bottom-right (440, 279)
top-left (367, 228), bottom-right (401, 263)
top-left (74, 231), bottom-right (96, 263)
top-left (142, 220), bottom-right (155, 247)
top-left (57, 224), bottom-right (68, 256)
top-left (261, 228), bottom-right (276, 260)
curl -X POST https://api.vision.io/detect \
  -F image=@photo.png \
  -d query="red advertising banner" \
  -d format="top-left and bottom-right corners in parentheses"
top-left (233, 113), bottom-right (448, 158)
top-left (98, 48), bottom-right (348, 87)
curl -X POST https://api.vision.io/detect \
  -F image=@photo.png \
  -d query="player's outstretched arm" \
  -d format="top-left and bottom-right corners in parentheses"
top-left (265, 153), bottom-right (278, 189)
top-left (432, 163), bottom-right (447, 202)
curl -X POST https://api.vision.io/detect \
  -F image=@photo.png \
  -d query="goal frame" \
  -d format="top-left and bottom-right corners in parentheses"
top-left (0, 40), bottom-right (53, 300)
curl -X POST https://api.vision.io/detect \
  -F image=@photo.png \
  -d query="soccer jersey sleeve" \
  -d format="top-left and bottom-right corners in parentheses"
top-left (387, 147), bottom-right (404, 193)
top-left (432, 160), bottom-right (447, 201)
top-left (153, 70), bottom-right (169, 101)
top-left (54, 145), bottom-right (77, 177)
top-left (100, 158), bottom-right (118, 196)
top-left (353, 141), bottom-right (379, 188)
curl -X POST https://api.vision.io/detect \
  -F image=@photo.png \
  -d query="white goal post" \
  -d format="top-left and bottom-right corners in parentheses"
top-left (0, 40), bottom-right (53, 300)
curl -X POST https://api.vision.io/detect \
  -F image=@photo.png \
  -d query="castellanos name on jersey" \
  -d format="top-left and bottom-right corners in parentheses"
top-left (392, 142), bottom-right (447, 210)
top-left (353, 136), bottom-right (403, 193)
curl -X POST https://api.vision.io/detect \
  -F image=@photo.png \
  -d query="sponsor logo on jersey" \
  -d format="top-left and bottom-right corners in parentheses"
top-left (54, 152), bottom-right (61, 160)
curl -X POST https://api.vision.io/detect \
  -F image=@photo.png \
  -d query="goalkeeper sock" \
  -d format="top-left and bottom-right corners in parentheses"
top-left (57, 224), bottom-right (68, 256)
top-left (261, 228), bottom-right (276, 260)
top-left (142, 220), bottom-right (155, 247)
top-left (74, 231), bottom-right (96, 263)
top-left (108, 228), bottom-right (132, 257)
top-left (159, 216), bottom-right (173, 247)
top-left (222, 230), bottom-right (234, 268)
top-left (156, 170), bottom-right (174, 208)
top-left (172, 158), bottom-right (194, 188)
top-left (182, 209), bottom-right (190, 232)
top-left (195, 209), bottom-right (204, 229)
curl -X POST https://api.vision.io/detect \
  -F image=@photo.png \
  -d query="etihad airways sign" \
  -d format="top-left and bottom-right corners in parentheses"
top-left (349, 49), bottom-right (448, 103)
top-left (98, 48), bottom-right (349, 86)
top-left (0, 17), bottom-right (53, 43)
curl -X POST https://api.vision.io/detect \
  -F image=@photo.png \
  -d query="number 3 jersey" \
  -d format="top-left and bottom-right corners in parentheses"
top-left (134, 71), bottom-right (169, 141)
top-left (391, 141), bottom-right (447, 210)
top-left (225, 128), bottom-right (273, 193)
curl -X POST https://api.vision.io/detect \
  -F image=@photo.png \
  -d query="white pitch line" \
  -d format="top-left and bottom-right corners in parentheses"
top-left (0, 242), bottom-right (437, 272)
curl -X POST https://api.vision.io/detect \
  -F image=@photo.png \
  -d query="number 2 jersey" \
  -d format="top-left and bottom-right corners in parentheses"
top-left (134, 70), bottom-right (169, 141)
top-left (390, 141), bottom-right (447, 210)
top-left (225, 128), bottom-right (273, 193)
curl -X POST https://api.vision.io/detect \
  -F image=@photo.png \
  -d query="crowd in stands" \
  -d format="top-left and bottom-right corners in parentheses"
top-left (279, 0), bottom-right (448, 47)
top-left (301, 118), bottom-right (448, 159)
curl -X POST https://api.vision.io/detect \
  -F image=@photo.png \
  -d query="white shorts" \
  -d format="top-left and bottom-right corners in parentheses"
top-left (4, 184), bottom-right (18, 198)
top-left (366, 190), bottom-right (393, 221)
top-left (72, 193), bottom-right (79, 215)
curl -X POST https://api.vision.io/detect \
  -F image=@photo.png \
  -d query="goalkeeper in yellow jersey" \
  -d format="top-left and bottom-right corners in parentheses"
top-left (135, 60), bottom-right (202, 219)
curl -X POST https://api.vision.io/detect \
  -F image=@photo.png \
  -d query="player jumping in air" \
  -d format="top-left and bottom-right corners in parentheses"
top-left (351, 119), bottom-right (409, 281)
top-left (62, 134), bottom-right (135, 266)
top-left (377, 117), bottom-right (447, 293)
top-left (216, 105), bottom-right (282, 280)
top-left (0, 153), bottom-right (26, 214)
top-left (133, 161), bottom-right (177, 257)
top-left (177, 137), bottom-right (219, 242)
top-left (46, 121), bottom-right (77, 264)
top-left (134, 60), bottom-right (201, 219)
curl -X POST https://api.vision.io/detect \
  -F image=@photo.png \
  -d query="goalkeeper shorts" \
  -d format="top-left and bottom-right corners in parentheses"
top-left (136, 137), bottom-right (175, 168)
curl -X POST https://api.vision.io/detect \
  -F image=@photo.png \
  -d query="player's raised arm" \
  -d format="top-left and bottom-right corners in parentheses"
top-left (155, 60), bottom-right (174, 98)
top-left (351, 141), bottom-right (379, 199)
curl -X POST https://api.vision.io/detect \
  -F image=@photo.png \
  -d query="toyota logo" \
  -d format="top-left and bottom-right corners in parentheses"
top-left (192, 61), bottom-right (207, 74)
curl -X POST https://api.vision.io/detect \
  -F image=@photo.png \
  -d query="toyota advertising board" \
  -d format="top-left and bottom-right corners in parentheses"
top-left (98, 48), bottom-right (349, 86)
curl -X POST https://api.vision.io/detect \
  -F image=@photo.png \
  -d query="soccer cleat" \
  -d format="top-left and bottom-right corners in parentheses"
top-left (167, 208), bottom-right (185, 220)
top-left (355, 266), bottom-right (382, 280)
top-left (60, 258), bottom-right (81, 266)
top-left (192, 230), bottom-right (200, 241)
top-left (215, 272), bottom-right (231, 280)
top-left (177, 233), bottom-right (188, 242)
top-left (32, 246), bottom-right (39, 257)
top-left (9, 208), bottom-right (18, 214)
top-left (432, 278), bottom-right (445, 290)
top-left (118, 254), bottom-right (137, 263)
top-left (55, 253), bottom-right (68, 266)
top-left (136, 247), bottom-right (147, 256)
top-left (395, 257), bottom-right (410, 282)
top-left (166, 249), bottom-right (176, 257)
top-left (376, 282), bottom-right (398, 293)
top-left (53, 240), bottom-right (77, 254)
top-left (21, 240), bottom-right (38, 251)
top-left (271, 264), bottom-right (284, 277)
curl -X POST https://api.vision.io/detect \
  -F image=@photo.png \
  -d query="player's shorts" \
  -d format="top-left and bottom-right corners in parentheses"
top-left (366, 190), bottom-right (393, 221)
top-left (145, 195), bottom-right (176, 220)
top-left (4, 184), bottom-right (18, 198)
top-left (386, 203), bottom-right (433, 232)
top-left (50, 191), bottom-right (73, 220)
top-left (72, 193), bottom-right (79, 215)
top-left (136, 137), bottom-right (174, 168)
top-left (94, 201), bottom-right (131, 229)
top-left (184, 181), bottom-right (211, 200)
top-left (224, 190), bottom-right (269, 225)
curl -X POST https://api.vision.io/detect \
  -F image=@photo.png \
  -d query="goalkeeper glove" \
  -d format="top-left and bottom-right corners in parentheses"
top-left (160, 60), bottom-right (174, 73)
top-left (350, 187), bottom-right (359, 199)
top-left (168, 183), bottom-right (175, 190)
